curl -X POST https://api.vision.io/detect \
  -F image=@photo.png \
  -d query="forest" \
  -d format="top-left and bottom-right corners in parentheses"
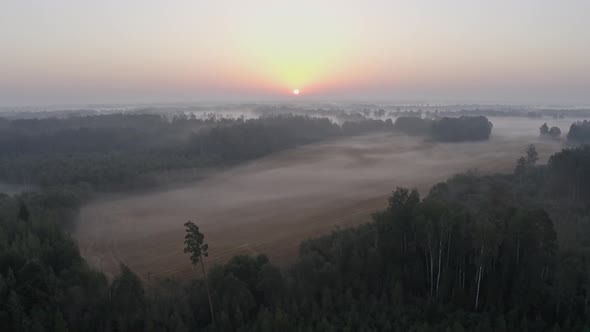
top-left (395, 116), bottom-right (493, 142)
top-left (2, 142), bottom-right (590, 331)
top-left (0, 112), bottom-right (500, 196)
top-left (0, 114), bottom-right (397, 191)
top-left (0, 113), bottom-right (497, 192)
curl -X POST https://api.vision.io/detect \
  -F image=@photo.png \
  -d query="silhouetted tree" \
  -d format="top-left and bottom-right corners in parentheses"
top-left (184, 220), bottom-right (215, 324)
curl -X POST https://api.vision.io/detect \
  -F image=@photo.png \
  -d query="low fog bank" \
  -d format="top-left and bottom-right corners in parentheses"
top-left (76, 117), bottom-right (569, 279)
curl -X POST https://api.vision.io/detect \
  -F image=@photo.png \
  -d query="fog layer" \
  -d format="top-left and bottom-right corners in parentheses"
top-left (75, 118), bottom-right (571, 278)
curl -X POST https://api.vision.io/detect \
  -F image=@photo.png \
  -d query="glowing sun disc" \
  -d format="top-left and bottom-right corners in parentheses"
top-left (293, 89), bottom-right (300, 95)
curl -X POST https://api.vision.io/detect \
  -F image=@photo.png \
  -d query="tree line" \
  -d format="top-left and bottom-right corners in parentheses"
top-left (0, 114), bottom-right (395, 191)
top-left (395, 116), bottom-right (493, 142)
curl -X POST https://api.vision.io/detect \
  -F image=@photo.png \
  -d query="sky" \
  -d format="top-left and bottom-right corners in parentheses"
top-left (1, 0), bottom-right (589, 106)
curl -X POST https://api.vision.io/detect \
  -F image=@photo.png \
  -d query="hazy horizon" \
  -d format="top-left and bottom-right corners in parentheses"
top-left (2, 0), bottom-right (589, 106)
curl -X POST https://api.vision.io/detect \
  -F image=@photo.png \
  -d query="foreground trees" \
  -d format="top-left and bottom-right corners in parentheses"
top-left (3, 146), bottom-right (590, 330)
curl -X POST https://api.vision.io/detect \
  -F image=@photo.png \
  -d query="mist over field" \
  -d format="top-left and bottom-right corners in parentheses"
top-left (75, 116), bottom-right (570, 278)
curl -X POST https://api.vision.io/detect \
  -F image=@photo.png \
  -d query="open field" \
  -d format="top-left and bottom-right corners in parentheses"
top-left (75, 117), bottom-right (574, 279)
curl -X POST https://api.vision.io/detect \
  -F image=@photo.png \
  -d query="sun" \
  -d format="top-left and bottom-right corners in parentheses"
top-left (292, 89), bottom-right (300, 95)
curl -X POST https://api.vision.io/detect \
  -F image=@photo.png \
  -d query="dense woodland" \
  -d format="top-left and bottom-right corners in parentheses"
top-left (0, 114), bottom-right (396, 191)
top-left (2, 142), bottom-right (590, 331)
top-left (395, 116), bottom-right (493, 142)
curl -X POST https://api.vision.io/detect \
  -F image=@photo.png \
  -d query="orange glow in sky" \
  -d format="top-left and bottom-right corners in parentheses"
top-left (1, 0), bottom-right (589, 105)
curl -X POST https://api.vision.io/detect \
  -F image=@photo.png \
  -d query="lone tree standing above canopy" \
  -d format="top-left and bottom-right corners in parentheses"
top-left (184, 220), bottom-right (215, 324)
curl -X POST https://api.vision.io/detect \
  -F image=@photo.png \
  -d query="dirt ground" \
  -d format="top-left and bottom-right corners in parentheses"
top-left (74, 117), bottom-right (572, 279)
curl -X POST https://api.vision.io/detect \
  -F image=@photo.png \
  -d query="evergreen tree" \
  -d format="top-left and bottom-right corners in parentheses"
top-left (184, 220), bottom-right (215, 324)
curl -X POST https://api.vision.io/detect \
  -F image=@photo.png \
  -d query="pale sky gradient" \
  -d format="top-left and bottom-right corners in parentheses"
top-left (1, 0), bottom-right (589, 106)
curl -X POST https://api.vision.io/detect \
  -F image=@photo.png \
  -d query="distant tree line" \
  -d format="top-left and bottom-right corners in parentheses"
top-left (3, 145), bottom-right (590, 330)
top-left (0, 114), bottom-right (394, 191)
top-left (395, 116), bottom-right (493, 142)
